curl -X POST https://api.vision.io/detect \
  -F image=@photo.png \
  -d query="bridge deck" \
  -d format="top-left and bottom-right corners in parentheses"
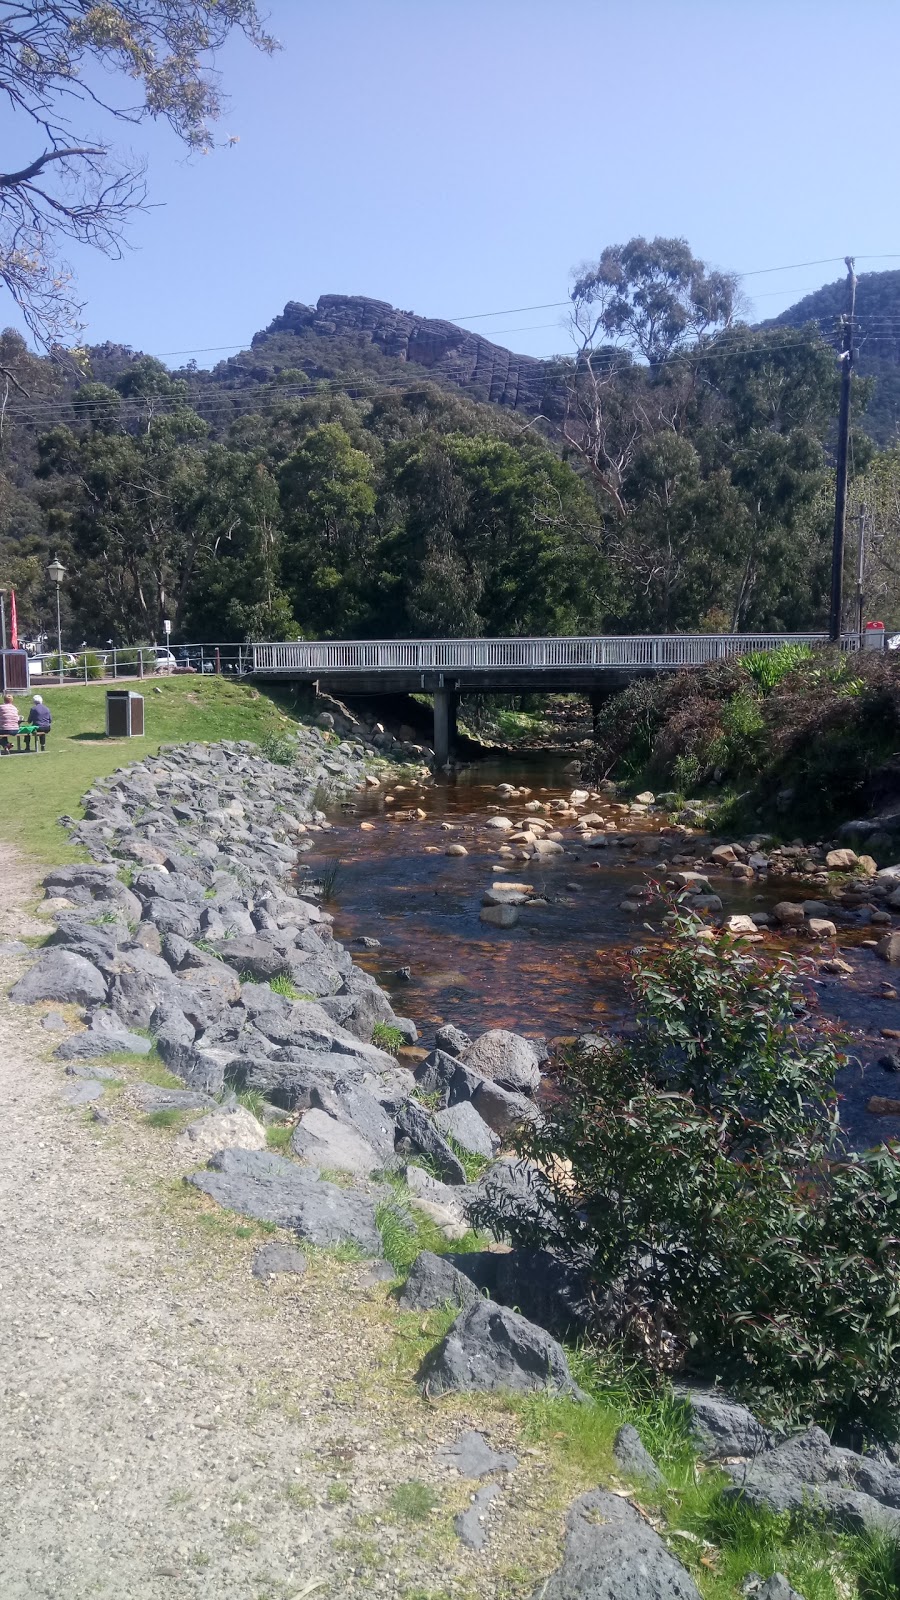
top-left (251, 633), bottom-right (831, 685)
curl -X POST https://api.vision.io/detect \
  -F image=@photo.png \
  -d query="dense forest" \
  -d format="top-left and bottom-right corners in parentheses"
top-left (3, 240), bottom-right (900, 648)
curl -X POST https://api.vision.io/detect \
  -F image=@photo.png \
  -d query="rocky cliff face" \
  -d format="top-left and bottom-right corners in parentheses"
top-left (256, 294), bottom-right (561, 415)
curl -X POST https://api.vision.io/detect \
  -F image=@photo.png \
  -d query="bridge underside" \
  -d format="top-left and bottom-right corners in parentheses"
top-left (255, 667), bottom-right (648, 695)
top-left (255, 667), bottom-right (647, 764)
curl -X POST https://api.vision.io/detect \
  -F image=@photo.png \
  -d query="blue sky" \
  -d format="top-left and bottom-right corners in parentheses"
top-left (4, 0), bottom-right (899, 364)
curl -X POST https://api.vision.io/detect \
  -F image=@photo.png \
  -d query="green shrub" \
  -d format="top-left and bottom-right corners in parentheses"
top-left (741, 642), bottom-right (814, 694)
top-left (259, 731), bottom-right (297, 765)
top-left (73, 649), bottom-right (105, 681)
top-left (471, 899), bottom-right (900, 1440)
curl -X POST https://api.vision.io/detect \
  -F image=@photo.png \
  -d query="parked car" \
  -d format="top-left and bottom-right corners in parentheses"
top-left (152, 648), bottom-right (178, 674)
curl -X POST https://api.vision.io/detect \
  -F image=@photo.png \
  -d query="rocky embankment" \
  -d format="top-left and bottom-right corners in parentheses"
top-left (8, 735), bottom-right (900, 1595)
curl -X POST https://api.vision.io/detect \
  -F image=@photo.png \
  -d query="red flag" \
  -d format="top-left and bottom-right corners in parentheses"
top-left (9, 587), bottom-right (17, 650)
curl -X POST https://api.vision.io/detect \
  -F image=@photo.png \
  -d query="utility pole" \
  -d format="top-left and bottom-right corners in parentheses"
top-left (830, 256), bottom-right (857, 642)
top-left (855, 502), bottom-right (867, 637)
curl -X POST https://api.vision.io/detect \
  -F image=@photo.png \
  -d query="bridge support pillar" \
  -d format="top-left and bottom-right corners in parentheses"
top-left (433, 689), bottom-right (457, 766)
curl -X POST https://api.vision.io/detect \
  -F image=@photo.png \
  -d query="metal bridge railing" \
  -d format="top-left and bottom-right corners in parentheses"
top-left (250, 633), bottom-right (832, 675)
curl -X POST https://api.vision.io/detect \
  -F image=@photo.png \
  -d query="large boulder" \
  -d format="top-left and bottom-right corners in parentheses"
top-left (310, 1081), bottom-right (397, 1162)
top-left (290, 1108), bottom-right (381, 1177)
top-left (10, 950), bottom-right (107, 1007)
top-left (467, 1158), bottom-right (560, 1241)
top-left (471, 1078), bottom-right (540, 1138)
top-left (396, 1099), bottom-right (466, 1185)
top-left (434, 1100), bottom-right (499, 1159)
top-left (175, 1105), bottom-right (267, 1161)
top-left (678, 1389), bottom-right (774, 1459)
top-left (725, 1426), bottom-right (900, 1534)
top-left (531, 1489), bottom-right (702, 1600)
top-left (397, 1250), bottom-right (482, 1312)
top-left (451, 1247), bottom-right (592, 1341)
top-left (419, 1300), bottom-right (585, 1398)
top-left (613, 1424), bottom-right (665, 1488)
top-left (461, 1030), bottom-right (541, 1094)
top-left (187, 1147), bottom-right (382, 1255)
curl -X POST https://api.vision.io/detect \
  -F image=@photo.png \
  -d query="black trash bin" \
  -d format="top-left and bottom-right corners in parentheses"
top-left (106, 690), bottom-right (144, 737)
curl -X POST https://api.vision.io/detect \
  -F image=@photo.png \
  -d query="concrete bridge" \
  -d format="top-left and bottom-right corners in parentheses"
top-left (250, 633), bottom-right (831, 763)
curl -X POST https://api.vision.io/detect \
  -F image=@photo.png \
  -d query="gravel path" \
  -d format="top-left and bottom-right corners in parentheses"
top-left (0, 843), bottom-right (552, 1599)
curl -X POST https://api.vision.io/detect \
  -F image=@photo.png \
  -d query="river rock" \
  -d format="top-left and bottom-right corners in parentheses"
top-left (471, 1078), bottom-right (540, 1137)
top-left (437, 1430), bottom-right (518, 1479)
top-left (434, 1100), bottom-right (499, 1159)
top-left (461, 1030), bottom-right (541, 1094)
top-left (773, 902), bottom-right (806, 927)
top-left (176, 1104), bottom-right (267, 1160)
top-left (485, 817), bottom-right (514, 831)
top-left (532, 1489), bottom-right (702, 1600)
top-left (451, 1245), bottom-right (591, 1340)
top-left (455, 1483), bottom-right (502, 1552)
top-left (10, 949), bottom-right (108, 1007)
top-left (613, 1424), bottom-right (665, 1487)
top-left (251, 1242), bottom-right (307, 1280)
top-left (480, 903), bottom-right (519, 928)
top-left (725, 1426), bottom-right (900, 1534)
top-left (397, 1250), bottom-right (482, 1312)
top-left (826, 848), bottom-right (858, 871)
top-left (290, 1108), bottom-right (382, 1177)
top-left (877, 932), bottom-right (900, 964)
top-left (188, 1147), bottom-right (382, 1254)
top-left (396, 1098), bottom-right (467, 1184)
top-left (445, 843), bottom-right (468, 856)
top-left (436, 1023), bottom-right (473, 1058)
top-left (679, 1389), bottom-right (774, 1459)
top-left (419, 1300), bottom-right (585, 1398)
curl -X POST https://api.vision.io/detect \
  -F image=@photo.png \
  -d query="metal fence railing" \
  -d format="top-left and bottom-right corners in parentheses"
top-left (18, 630), bottom-right (891, 687)
top-left (25, 642), bottom-right (255, 685)
top-left (250, 633), bottom-right (835, 675)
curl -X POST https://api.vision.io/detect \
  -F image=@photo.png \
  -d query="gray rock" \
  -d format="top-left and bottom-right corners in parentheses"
top-left (437, 1430), bottom-right (518, 1479)
top-left (134, 1085), bottom-right (220, 1112)
top-left (467, 1159), bottom-right (559, 1242)
top-left (471, 1078), bottom-right (539, 1138)
top-left (679, 1389), bottom-right (774, 1459)
top-left (414, 1047), bottom-right (463, 1105)
top-left (40, 1010), bottom-right (68, 1032)
top-left (251, 1242), bottom-right (307, 1280)
top-left (725, 1426), bottom-right (900, 1535)
top-left (419, 1300), bottom-right (585, 1398)
top-left (10, 950), bottom-right (108, 1007)
top-left (434, 1100), bottom-right (499, 1159)
top-left (757, 1579), bottom-right (806, 1600)
top-left (60, 1078), bottom-right (105, 1106)
top-left (613, 1424), bottom-right (665, 1488)
top-left (435, 1023), bottom-right (473, 1058)
top-left (461, 1030), bottom-right (541, 1094)
top-left (54, 1019), bottom-right (151, 1060)
top-left (64, 1063), bottom-right (121, 1081)
top-left (397, 1251), bottom-right (483, 1312)
top-left (188, 1147), bottom-right (382, 1255)
top-left (310, 1081), bottom-right (397, 1162)
top-left (531, 1489), bottom-right (702, 1600)
top-left (450, 1247), bottom-right (592, 1341)
top-left (290, 1108), bottom-right (381, 1177)
top-left (396, 1098), bottom-right (466, 1185)
top-left (455, 1482), bottom-right (502, 1552)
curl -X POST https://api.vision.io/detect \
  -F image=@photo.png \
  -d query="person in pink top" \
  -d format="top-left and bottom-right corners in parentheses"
top-left (0, 692), bottom-right (21, 753)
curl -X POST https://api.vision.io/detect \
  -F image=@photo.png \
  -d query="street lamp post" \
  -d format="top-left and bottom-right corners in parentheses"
top-left (0, 588), bottom-right (7, 652)
top-left (47, 557), bottom-right (65, 684)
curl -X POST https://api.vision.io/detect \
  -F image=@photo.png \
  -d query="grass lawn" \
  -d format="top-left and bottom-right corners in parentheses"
top-left (0, 675), bottom-right (311, 864)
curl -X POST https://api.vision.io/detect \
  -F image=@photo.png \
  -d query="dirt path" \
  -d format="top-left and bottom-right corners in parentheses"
top-left (0, 843), bottom-right (550, 1600)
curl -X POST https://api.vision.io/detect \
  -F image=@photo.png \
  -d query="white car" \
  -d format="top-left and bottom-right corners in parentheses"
top-left (152, 648), bottom-right (178, 674)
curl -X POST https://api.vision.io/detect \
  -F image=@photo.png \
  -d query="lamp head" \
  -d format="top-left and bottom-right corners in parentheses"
top-left (47, 557), bottom-right (65, 585)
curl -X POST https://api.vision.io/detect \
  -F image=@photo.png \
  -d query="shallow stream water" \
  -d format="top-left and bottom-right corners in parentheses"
top-left (303, 751), bottom-right (900, 1149)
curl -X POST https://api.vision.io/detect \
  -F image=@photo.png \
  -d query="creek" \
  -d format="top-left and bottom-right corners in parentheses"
top-left (303, 750), bottom-right (900, 1150)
